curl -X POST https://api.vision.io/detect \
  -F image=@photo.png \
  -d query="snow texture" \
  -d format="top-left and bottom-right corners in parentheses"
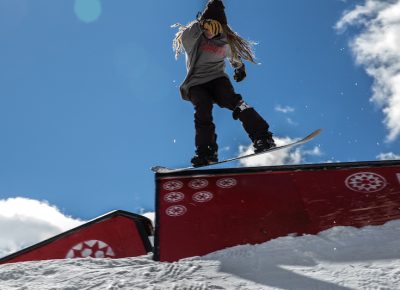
top-left (1, 220), bottom-right (400, 289)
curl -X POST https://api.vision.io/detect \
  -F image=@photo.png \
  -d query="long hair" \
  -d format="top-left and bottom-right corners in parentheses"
top-left (171, 21), bottom-right (196, 60)
top-left (224, 24), bottom-right (257, 64)
top-left (172, 21), bottom-right (257, 64)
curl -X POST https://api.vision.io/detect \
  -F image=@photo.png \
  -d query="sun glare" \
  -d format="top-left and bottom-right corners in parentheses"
top-left (74, 0), bottom-right (102, 23)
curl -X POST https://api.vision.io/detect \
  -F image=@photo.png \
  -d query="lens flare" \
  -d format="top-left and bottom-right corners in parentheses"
top-left (74, 0), bottom-right (102, 23)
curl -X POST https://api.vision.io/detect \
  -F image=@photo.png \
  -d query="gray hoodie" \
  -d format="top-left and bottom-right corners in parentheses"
top-left (179, 21), bottom-right (242, 101)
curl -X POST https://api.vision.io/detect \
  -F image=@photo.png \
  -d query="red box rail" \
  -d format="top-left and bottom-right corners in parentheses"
top-left (154, 160), bottom-right (400, 262)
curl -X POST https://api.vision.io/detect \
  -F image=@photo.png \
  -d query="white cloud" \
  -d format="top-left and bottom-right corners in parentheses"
top-left (0, 197), bottom-right (84, 258)
top-left (336, 0), bottom-right (400, 142)
top-left (275, 105), bottom-right (295, 114)
top-left (376, 152), bottom-right (400, 160)
top-left (238, 136), bottom-right (322, 167)
top-left (142, 212), bottom-right (155, 226)
top-left (286, 117), bottom-right (298, 126)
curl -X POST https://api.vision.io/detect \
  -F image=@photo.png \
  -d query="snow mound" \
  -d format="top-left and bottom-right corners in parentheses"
top-left (1, 221), bottom-right (400, 289)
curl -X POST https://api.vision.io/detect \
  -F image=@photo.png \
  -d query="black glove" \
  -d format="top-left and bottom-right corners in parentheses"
top-left (234, 64), bottom-right (246, 82)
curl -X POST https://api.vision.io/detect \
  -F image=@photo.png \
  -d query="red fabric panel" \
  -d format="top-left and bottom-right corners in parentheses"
top-left (156, 163), bottom-right (400, 262)
top-left (297, 167), bottom-right (400, 231)
top-left (157, 172), bottom-right (311, 262)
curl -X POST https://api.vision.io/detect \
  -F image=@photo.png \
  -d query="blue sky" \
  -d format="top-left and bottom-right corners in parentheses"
top-left (0, 0), bottom-right (399, 221)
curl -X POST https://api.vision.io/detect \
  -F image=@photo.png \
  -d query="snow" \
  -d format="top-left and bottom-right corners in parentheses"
top-left (1, 220), bottom-right (400, 289)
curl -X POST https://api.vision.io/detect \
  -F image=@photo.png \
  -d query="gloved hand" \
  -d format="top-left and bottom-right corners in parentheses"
top-left (234, 64), bottom-right (246, 82)
top-left (201, 19), bottom-right (223, 36)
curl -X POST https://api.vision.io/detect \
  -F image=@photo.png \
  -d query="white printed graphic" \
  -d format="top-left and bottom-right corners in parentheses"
top-left (66, 240), bottom-right (115, 259)
top-left (216, 178), bottom-right (237, 188)
top-left (166, 205), bottom-right (187, 217)
top-left (163, 180), bottom-right (183, 191)
top-left (345, 172), bottom-right (387, 193)
top-left (188, 179), bottom-right (209, 189)
top-left (192, 191), bottom-right (214, 203)
top-left (164, 192), bottom-right (185, 203)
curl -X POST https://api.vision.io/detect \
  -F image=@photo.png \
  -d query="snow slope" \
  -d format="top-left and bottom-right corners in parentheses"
top-left (1, 220), bottom-right (400, 290)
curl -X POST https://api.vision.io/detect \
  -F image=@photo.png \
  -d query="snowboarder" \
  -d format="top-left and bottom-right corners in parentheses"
top-left (172, 0), bottom-right (275, 167)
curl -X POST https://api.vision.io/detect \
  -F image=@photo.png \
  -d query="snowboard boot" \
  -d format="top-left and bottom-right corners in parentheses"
top-left (253, 132), bottom-right (276, 153)
top-left (191, 144), bottom-right (218, 167)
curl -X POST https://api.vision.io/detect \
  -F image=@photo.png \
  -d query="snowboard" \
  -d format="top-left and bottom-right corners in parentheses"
top-left (151, 128), bottom-right (322, 173)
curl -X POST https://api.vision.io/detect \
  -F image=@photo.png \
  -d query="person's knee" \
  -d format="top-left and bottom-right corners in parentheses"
top-left (232, 100), bottom-right (253, 120)
top-left (195, 100), bottom-right (213, 113)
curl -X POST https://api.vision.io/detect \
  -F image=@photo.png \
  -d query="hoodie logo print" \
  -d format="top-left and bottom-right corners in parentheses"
top-left (200, 41), bottom-right (227, 57)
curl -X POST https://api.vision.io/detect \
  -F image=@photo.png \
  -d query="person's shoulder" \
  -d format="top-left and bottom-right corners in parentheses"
top-left (188, 20), bottom-right (201, 28)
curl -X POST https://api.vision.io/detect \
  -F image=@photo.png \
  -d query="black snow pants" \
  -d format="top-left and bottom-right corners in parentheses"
top-left (189, 76), bottom-right (270, 149)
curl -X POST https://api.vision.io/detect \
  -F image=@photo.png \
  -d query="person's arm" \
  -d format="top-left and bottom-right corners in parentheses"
top-left (227, 47), bottom-right (246, 82)
top-left (181, 22), bottom-right (203, 55)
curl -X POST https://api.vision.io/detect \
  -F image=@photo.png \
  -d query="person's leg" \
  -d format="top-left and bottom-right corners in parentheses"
top-left (210, 77), bottom-right (275, 151)
top-left (189, 84), bottom-right (218, 166)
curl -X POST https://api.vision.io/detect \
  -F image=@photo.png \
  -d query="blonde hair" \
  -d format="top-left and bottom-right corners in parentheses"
top-left (172, 21), bottom-right (257, 64)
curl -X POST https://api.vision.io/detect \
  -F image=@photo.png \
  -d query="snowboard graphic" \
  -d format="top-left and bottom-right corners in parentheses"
top-left (151, 129), bottom-right (322, 173)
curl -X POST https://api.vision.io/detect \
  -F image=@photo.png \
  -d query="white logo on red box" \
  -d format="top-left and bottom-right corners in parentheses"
top-left (164, 192), bottom-right (185, 203)
top-left (165, 205), bottom-right (187, 217)
top-left (192, 191), bottom-right (214, 203)
top-left (216, 178), bottom-right (237, 188)
top-left (66, 240), bottom-right (115, 259)
top-left (345, 172), bottom-right (387, 193)
top-left (188, 179), bottom-right (209, 189)
top-left (163, 180), bottom-right (183, 191)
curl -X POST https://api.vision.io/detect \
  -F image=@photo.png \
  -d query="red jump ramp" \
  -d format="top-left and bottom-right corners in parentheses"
top-left (0, 210), bottom-right (153, 264)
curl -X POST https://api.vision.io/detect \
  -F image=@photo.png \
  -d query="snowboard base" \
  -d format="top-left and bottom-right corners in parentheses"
top-left (151, 129), bottom-right (321, 173)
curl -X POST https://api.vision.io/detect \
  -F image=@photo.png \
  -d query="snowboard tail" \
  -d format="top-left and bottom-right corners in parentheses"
top-left (151, 129), bottom-right (322, 173)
